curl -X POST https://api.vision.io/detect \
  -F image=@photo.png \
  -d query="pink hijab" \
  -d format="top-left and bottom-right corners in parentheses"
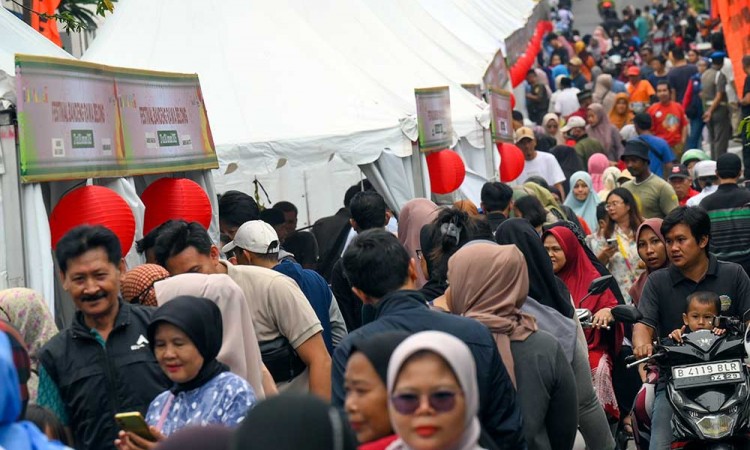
top-left (588, 153), bottom-right (610, 192)
top-left (398, 198), bottom-right (439, 288)
top-left (447, 243), bottom-right (537, 387)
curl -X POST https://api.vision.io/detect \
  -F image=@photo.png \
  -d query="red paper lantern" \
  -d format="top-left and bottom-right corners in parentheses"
top-left (510, 92), bottom-right (516, 109)
top-left (50, 185), bottom-right (136, 252)
top-left (426, 150), bottom-right (466, 194)
top-left (141, 178), bottom-right (212, 235)
top-left (497, 142), bottom-right (525, 182)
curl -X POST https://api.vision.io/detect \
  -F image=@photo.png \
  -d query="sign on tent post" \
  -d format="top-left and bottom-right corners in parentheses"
top-left (414, 87), bottom-right (453, 153)
top-left (489, 88), bottom-right (513, 144)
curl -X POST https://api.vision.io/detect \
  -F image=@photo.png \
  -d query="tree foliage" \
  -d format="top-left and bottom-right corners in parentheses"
top-left (12, 0), bottom-right (115, 32)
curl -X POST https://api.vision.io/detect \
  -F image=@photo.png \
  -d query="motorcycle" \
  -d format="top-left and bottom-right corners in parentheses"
top-left (620, 306), bottom-right (750, 449)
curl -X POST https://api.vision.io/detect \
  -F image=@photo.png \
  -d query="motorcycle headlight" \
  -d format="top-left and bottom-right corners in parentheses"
top-left (695, 414), bottom-right (735, 439)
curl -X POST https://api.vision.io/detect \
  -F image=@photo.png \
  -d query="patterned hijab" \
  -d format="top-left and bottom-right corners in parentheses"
top-left (447, 243), bottom-right (537, 387)
top-left (121, 264), bottom-right (170, 306)
top-left (0, 288), bottom-right (58, 402)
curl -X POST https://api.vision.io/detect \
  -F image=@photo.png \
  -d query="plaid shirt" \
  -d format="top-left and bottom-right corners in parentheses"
top-left (0, 319), bottom-right (31, 409)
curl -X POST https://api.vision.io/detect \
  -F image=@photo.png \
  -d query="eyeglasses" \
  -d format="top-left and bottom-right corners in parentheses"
top-left (416, 249), bottom-right (423, 261)
top-left (391, 390), bottom-right (460, 415)
top-left (131, 277), bottom-right (168, 305)
top-left (605, 201), bottom-right (624, 209)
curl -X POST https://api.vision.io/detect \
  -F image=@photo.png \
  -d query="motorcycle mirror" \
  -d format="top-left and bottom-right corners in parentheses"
top-left (587, 275), bottom-right (614, 295)
top-left (611, 305), bottom-right (642, 324)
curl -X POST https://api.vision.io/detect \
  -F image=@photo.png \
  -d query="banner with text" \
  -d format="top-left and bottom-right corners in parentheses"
top-left (15, 55), bottom-right (217, 183)
top-left (483, 48), bottom-right (509, 90)
top-left (414, 86), bottom-right (453, 153)
top-left (489, 88), bottom-right (513, 143)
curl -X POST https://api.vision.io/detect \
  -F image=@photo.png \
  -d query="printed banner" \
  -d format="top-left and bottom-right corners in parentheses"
top-left (483, 49), bottom-right (509, 90)
top-left (414, 87), bottom-right (453, 153)
top-left (461, 84), bottom-right (483, 100)
top-left (16, 55), bottom-right (217, 183)
top-left (489, 88), bottom-right (513, 143)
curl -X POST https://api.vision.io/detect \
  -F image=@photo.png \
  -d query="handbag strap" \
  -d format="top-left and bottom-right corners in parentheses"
top-left (155, 393), bottom-right (175, 432)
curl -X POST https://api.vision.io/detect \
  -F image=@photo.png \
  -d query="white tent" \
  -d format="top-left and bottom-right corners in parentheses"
top-left (83, 0), bottom-right (538, 222)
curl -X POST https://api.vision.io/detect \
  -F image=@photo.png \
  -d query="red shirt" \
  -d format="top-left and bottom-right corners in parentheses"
top-left (679, 188), bottom-right (700, 206)
top-left (648, 101), bottom-right (688, 147)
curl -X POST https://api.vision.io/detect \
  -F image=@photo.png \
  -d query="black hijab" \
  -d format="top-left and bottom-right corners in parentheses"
top-left (544, 221), bottom-right (626, 305)
top-left (348, 331), bottom-right (411, 384)
top-left (550, 145), bottom-right (583, 194)
top-left (147, 296), bottom-right (228, 394)
top-left (232, 394), bottom-right (357, 450)
top-left (495, 219), bottom-right (575, 318)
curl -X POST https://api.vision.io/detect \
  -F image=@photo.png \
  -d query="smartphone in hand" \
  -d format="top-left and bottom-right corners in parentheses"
top-left (114, 412), bottom-right (156, 441)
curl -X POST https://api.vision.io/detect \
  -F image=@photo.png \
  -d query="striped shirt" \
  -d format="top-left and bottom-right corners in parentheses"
top-left (700, 184), bottom-right (750, 275)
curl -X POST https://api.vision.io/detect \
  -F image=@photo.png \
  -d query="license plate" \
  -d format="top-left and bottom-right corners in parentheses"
top-left (672, 360), bottom-right (743, 389)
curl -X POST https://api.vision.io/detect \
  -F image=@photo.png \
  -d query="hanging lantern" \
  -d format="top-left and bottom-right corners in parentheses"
top-left (497, 142), bottom-right (525, 182)
top-left (510, 92), bottom-right (516, 109)
top-left (426, 150), bottom-right (466, 194)
top-left (50, 185), bottom-right (136, 252)
top-left (141, 178), bottom-right (212, 235)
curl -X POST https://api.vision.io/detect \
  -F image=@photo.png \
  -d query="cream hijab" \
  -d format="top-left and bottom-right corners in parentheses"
top-left (154, 273), bottom-right (264, 398)
top-left (386, 331), bottom-right (484, 450)
top-left (447, 244), bottom-right (537, 387)
top-left (398, 198), bottom-right (439, 288)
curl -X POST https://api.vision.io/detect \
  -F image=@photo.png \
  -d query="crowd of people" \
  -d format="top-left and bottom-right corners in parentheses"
top-left (3, 1), bottom-right (750, 450)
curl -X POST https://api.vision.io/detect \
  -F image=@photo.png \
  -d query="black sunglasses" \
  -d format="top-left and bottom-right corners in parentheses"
top-left (391, 390), bottom-right (459, 415)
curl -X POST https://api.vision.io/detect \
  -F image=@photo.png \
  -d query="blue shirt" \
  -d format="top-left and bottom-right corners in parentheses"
top-left (145, 372), bottom-right (255, 436)
top-left (639, 135), bottom-right (675, 177)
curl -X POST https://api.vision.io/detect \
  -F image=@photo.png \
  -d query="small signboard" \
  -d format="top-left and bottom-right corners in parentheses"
top-left (15, 54), bottom-right (217, 183)
top-left (414, 86), bottom-right (453, 153)
top-left (489, 88), bottom-right (513, 143)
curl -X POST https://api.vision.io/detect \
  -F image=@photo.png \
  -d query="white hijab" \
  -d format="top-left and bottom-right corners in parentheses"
top-left (154, 273), bottom-right (265, 398)
top-left (386, 331), bottom-right (484, 450)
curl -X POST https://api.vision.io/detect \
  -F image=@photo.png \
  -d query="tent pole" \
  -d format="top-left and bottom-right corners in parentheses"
top-left (410, 142), bottom-right (426, 198)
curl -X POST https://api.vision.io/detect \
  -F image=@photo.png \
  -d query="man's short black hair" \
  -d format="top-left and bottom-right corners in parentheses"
top-left (342, 229), bottom-right (410, 299)
top-left (481, 182), bottom-right (513, 213)
top-left (560, 77), bottom-right (572, 89)
top-left (344, 180), bottom-right (374, 208)
top-left (596, 201), bottom-right (608, 222)
top-left (634, 112), bottom-right (652, 130)
top-left (260, 208), bottom-right (285, 227)
top-left (154, 220), bottom-right (213, 267)
top-left (686, 291), bottom-right (721, 315)
top-left (512, 110), bottom-right (524, 122)
top-left (661, 206), bottom-right (711, 253)
top-left (218, 190), bottom-right (260, 228)
top-left (350, 191), bottom-right (386, 231)
top-left (670, 46), bottom-right (685, 61)
top-left (273, 201), bottom-right (298, 215)
top-left (656, 79), bottom-right (670, 90)
top-left (515, 196), bottom-right (547, 228)
top-left (136, 220), bottom-right (175, 255)
top-left (56, 225), bottom-right (122, 274)
top-left (283, 231), bottom-right (319, 267)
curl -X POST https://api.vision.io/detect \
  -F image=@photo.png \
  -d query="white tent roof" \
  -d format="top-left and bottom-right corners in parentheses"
top-left (0, 5), bottom-right (73, 75)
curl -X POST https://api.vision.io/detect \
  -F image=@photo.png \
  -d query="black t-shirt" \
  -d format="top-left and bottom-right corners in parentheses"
top-left (637, 255), bottom-right (750, 337)
top-left (743, 76), bottom-right (750, 119)
top-left (667, 64), bottom-right (698, 101)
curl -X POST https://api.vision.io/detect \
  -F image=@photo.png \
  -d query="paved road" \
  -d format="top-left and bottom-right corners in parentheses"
top-left (571, 0), bottom-right (654, 34)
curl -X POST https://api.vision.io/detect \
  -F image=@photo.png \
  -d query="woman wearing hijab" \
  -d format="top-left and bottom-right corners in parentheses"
top-left (343, 332), bottom-right (410, 450)
top-left (154, 274), bottom-right (267, 398)
top-left (0, 288), bottom-right (58, 403)
top-left (588, 153), bottom-right (610, 192)
top-left (549, 145), bottom-right (584, 196)
top-left (232, 394), bottom-right (357, 450)
top-left (398, 199), bottom-right (439, 289)
top-left (598, 166), bottom-right (622, 200)
top-left (586, 103), bottom-right (624, 160)
top-left (522, 182), bottom-right (567, 221)
top-left (608, 93), bottom-right (634, 130)
top-left (386, 331), bottom-right (484, 450)
top-left (592, 74), bottom-right (617, 114)
top-left (564, 171), bottom-right (601, 234)
top-left (543, 227), bottom-right (622, 421)
top-left (446, 244), bottom-right (577, 450)
top-left (116, 296), bottom-right (256, 450)
top-left (542, 114), bottom-right (566, 145)
top-left (628, 219), bottom-right (667, 306)
top-left (121, 265), bottom-right (171, 306)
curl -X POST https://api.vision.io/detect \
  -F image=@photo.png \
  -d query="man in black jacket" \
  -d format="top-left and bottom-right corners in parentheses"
top-left (331, 230), bottom-right (526, 449)
top-left (38, 226), bottom-right (169, 450)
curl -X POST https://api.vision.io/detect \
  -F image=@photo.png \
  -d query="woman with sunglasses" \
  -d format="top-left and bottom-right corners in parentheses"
top-left (387, 331), bottom-right (485, 450)
top-left (446, 243), bottom-right (577, 450)
top-left (343, 331), bottom-right (410, 450)
top-left (115, 296), bottom-right (256, 450)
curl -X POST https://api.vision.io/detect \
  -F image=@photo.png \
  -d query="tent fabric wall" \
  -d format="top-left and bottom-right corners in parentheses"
top-left (0, 5), bottom-right (73, 75)
top-left (21, 184), bottom-right (56, 317)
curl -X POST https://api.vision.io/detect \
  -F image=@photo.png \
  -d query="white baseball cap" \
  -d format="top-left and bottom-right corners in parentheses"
top-left (693, 160), bottom-right (717, 179)
top-left (222, 220), bottom-right (280, 254)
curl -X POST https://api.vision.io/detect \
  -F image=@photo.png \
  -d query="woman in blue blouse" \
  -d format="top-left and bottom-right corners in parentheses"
top-left (115, 296), bottom-right (255, 449)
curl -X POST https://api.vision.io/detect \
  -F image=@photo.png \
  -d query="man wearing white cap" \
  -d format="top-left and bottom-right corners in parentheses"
top-left (686, 160), bottom-right (719, 206)
top-left (562, 116), bottom-right (605, 168)
top-left (512, 127), bottom-right (567, 198)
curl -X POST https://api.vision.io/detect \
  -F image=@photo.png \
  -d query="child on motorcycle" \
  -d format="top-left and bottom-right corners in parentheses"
top-left (667, 291), bottom-right (726, 343)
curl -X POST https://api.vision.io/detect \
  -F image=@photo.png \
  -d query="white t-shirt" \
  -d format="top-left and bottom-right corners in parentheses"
top-left (553, 87), bottom-right (581, 117)
top-left (687, 185), bottom-right (719, 207)
top-left (513, 151), bottom-right (566, 188)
